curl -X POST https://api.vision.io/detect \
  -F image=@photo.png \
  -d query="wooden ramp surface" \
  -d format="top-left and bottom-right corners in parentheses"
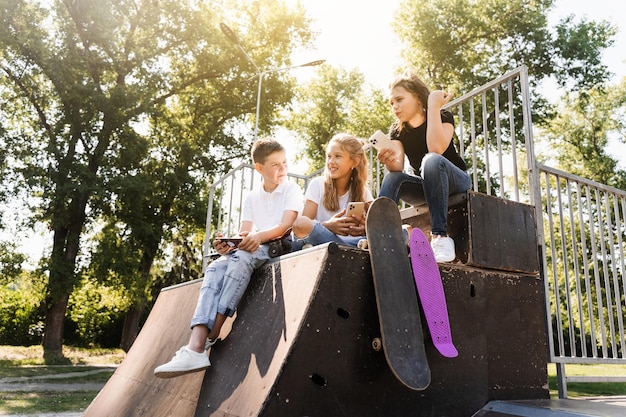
top-left (82, 279), bottom-right (204, 417)
top-left (83, 245), bottom-right (331, 417)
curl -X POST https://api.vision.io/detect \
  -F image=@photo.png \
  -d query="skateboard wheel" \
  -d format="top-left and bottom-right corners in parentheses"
top-left (372, 337), bottom-right (382, 351)
top-left (328, 242), bottom-right (339, 254)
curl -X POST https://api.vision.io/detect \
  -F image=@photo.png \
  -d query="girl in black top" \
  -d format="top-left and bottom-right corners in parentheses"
top-left (377, 72), bottom-right (471, 262)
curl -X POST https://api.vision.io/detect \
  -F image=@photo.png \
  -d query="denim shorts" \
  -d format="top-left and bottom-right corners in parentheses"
top-left (293, 220), bottom-right (364, 249)
top-left (190, 244), bottom-right (270, 331)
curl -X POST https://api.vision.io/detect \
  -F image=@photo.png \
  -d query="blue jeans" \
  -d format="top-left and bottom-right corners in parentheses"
top-left (190, 244), bottom-right (270, 331)
top-left (293, 221), bottom-right (364, 249)
top-left (378, 153), bottom-right (471, 235)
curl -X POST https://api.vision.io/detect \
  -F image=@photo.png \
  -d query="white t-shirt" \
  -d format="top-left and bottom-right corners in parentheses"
top-left (304, 176), bottom-right (374, 222)
top-left (241, 180), bottom-right (304, 231)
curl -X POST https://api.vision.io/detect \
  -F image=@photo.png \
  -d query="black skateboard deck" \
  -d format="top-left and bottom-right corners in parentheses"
top-left (366, 197), bottom-right (430, 390)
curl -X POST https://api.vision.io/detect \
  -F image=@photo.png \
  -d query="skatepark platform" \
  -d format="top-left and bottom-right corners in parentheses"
top-left (82, 189), bottom-right (626, 416)
top-left (474, 397), bottom-right (626, 416)
top-left (84, 241), bottom-right (564, 417)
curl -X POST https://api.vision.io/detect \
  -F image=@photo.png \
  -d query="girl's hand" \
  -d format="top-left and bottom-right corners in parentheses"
top-left (324, 209), bottom-right (360, 236)
top-left (376, 147), bottom-right (399, 166)
top-left (428, 90), bottom-right (454, 109)
top-left (347, 217), bottom-right (366, 236)
top-left (238, 231), bottom-right (261, 253)
top-left (346, 209), bottom-right (366, 236)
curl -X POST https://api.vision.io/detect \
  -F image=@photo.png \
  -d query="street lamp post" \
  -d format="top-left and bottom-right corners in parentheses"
top-left (220, 23), bottom-right (324, 141)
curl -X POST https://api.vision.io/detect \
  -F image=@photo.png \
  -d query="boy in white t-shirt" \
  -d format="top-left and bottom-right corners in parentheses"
top-left (154, 138), bottom-right (304, 378)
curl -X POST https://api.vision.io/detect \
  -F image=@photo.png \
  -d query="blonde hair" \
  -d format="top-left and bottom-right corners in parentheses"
top-left (322, 133), bottom-right (369, 212)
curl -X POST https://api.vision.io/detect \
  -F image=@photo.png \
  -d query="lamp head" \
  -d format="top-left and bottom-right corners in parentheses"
top-left (220, 23), bottom-right (240, 45)
top-left (301, 60), bottom-right (326, 67)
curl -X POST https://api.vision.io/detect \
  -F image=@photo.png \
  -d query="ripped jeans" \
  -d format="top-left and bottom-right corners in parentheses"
top-left (378, 153), bottom-right (471, 235)
top-left (190, 244), bottom-right (270, 331)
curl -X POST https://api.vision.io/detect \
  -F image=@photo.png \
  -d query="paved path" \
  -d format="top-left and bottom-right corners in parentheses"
top-left (0, 367), bottom-right (113, 416)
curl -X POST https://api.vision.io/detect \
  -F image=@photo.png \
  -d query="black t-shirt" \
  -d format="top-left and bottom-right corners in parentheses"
top-left (390, 109), bottom-right (467, 173)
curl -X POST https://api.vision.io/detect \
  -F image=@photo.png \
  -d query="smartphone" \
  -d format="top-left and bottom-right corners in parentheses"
top-left (367, 130), bottom-right (400, 153)
top-left (346, 202), bottom-right (365, 218)
top-left (215, 237), bottom-right (243, 249)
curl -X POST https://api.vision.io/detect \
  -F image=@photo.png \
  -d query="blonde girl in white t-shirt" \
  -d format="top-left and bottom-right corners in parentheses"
top-left (293, 133), bottom-right (373, 248)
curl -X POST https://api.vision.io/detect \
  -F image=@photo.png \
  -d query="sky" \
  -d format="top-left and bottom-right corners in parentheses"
top-left (289, 0), bottom-right (626, 89)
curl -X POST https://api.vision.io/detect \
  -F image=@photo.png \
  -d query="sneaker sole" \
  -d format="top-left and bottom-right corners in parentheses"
top-left (154, 364), bottom-right (210, 379)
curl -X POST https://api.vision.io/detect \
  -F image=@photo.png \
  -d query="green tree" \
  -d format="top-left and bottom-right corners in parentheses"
top-left (0, 0), bottom-right (312, 355)
top-left (286, 66), bottom-right (367, 169)
top-left (344, 87), bottom-right (396, 140)
top-left (394, 0), bottom-right (616, 95)
top-left (541, 80), bottom-right (626, 190)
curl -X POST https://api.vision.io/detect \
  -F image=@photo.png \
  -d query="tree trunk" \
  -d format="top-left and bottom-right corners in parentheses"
top-left (42, 293), bottom-right (70, 355)
top-left (42, 191), bottom-right (88, 357)
top-left (120, 305), bottom-right (144, 352)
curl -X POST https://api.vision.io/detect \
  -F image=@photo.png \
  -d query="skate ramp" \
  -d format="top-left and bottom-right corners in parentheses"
top-left (82, 243), bottom-right (344, 417)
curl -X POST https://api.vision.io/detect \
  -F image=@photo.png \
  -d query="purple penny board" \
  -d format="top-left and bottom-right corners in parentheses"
top-left (366, 197), bottom-right (430, 390)
top-left (409, 227), bottom-right (459, 358)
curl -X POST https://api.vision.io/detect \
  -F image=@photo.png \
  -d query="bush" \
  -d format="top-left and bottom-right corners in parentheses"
top-left (0, 273), bottom-right (46, 345)
top-left (67, 278), bottom-right (130, 347)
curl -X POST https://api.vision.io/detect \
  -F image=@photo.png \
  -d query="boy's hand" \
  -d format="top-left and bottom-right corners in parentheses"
top-left (238, 231), bottom-right (262, 252)
top-left (213, 233), bottom-right (234, 255)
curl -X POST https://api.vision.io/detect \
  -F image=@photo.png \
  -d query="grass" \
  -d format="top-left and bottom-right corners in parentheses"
top-left (0, 345), bottom-right (125, 415)
top-left (1, 391), bottom-right (98, 415)
top-left (547, 363), bottom-right (626, 398)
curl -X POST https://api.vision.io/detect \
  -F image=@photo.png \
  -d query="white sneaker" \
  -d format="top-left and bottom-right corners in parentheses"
top-left (402, 224), bottom-right (412, 246)
top-left (154, 346), bottom-right (210, 378)
top-left (431, 235), bottom-right (456, 263)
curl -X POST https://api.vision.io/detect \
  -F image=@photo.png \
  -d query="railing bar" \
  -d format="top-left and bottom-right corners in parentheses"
top-left (470, 99), bottom-right (479, 192)
top-left (507, 81), bottom-right (520, 202)
top-left (481, 92), bottom-right (491, 196)
top-left (620, 195), bottom-right (626, 356)
top-left (610, 193), bottom-right (625, 357)
top-left (601, 191), bottom-right (619, 358)
top-left (457, 103), bottom-right (465, 160)
top-left (546, 172), bottom-right (566, 358)
top-left (494, 87), bottom-right (504, 198)
top-left (593, 188), bottom-right (610, 357)
top-left (519, 66), bottom-right (537, 208)
top-left (577, 182), bottom-right (598, 358)
top-left (542, 172), bottom-right (558, 361)
top-left (203, 185), bottom-right (217, 271)
top-left (567, 179), bottom-right (587, 357)
top-left (556, 177), bottom-right (577, 356)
